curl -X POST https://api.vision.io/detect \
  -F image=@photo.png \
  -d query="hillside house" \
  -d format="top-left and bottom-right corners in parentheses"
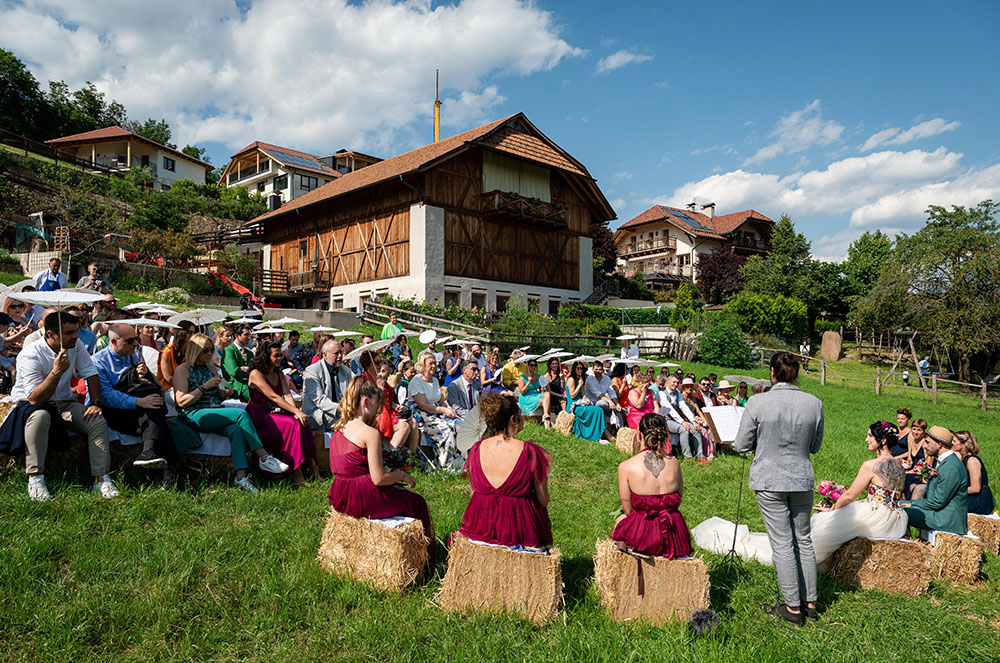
top-left (46, 126), bottom-right (213, 189)
top-left (253, 113), bottom-right (615, 312)
top-left (613, 205), bottom-right (774, 292)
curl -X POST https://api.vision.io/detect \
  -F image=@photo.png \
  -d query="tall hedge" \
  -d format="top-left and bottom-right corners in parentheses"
top-left (724, 292), bottom-right (808, 341)
top-left (696, 319), bottom-right (754, 369)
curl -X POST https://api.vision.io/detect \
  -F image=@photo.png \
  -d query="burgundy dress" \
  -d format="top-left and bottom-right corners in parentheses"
top-left (611, 492), bottom-right (693, 558)
top-left (246, 373), bottom-right (317, 475)
top-left (457, 440), bottom-right (552, 547)
top-left (327, 431), bottom-right (434, 558)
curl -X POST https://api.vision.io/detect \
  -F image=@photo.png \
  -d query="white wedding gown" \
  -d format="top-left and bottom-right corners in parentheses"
top-left (693, 484), bottom-right (909, 565)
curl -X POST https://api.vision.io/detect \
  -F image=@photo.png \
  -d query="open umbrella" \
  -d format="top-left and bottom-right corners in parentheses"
top-left (121, 301), bottom-right (152, 311)
top-left (167, 309), bottom-right (229, 326)
top-left (252, 327), bottom-right (291, 335)
top-left (115, 318), bottom-right (181, 329)
top-left (330, 330), bottom-right (362, 337)
top-left (140, 307), bottom-right (179, 317)
top-left (343, 337), bottom-right (394, 361)
top-left (264, 316), bottom-right (304, 327)
top-left (514, 354), bottom-right (541, 364)
top-left (616, 334), bottom-right (639, 340)
top-left (228, 316), bottom-right (263, 326)
top-left (561, 355), bottom-right (595, 365)
top-left (307, 325), bottom-right (338, 332)
top-left (594, 353), bottom-right (616, 362)
top-left (9, 290), bottom-right (105, 349)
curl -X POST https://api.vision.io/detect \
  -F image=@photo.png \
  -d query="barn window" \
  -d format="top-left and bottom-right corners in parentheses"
top-left (482, 151), bottom-right (550, 202)
top-left (471, 292), bottom-right (485, 310)
top-left (299, 241), bottom-right (308, 258)
top-left (496, 295), bottom-right (509, 313)
top-left (444, 290), bottom-right (460, 308)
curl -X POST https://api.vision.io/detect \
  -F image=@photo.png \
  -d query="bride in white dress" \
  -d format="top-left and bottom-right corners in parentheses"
top-left (694, 420), bottom-right (908, 565)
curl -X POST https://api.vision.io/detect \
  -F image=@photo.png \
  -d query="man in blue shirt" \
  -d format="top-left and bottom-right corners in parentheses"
top-left (69, 305), bottom-right (97, 354)
top-left (92, 323), bottom-right (178, 484)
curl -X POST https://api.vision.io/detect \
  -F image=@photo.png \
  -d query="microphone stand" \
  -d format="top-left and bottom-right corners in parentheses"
top-left (723, 453), bottom-right (749, 572)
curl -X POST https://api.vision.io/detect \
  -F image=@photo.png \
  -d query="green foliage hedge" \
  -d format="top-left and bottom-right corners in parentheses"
top-left (724, 292), bottom-right (808, 341)
top-left (696, 318), bottom-right (754, 369)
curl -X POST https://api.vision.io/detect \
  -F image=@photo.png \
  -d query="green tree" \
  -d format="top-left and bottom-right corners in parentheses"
top-left (851, 200), bottom-right (1000, 382)
top-left (181, 144), bottom-right (210, 163)
top-left (671, 281), bottom-right (699, 332)
top-left (740, 214), bottom-right (814, 301)
top-left (127, 118), bottom-right (174, 147)
top-left (843, 230), bottom-right (893, 298)
top-left (0, 48), bottom-right (44, 138)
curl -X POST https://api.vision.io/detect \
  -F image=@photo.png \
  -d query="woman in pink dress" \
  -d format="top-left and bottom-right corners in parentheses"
top-left (457, 392), bottom-right (552, 548)
top-left (328, 377), bottom-right (434, 562)
top-left (611, 413), bottom-right (692, 558)
top-left (247, 342), bottom-right (319, 484)
top-left (625, 371), bottom-right (656, 429)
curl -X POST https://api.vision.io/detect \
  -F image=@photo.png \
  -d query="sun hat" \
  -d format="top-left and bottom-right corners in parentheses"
top-left (716, 379), bottom-right (736, 391)
top-left (681, 377), bottom-right (695, 386)
top-left (925, 425), bottom-right (954, 446)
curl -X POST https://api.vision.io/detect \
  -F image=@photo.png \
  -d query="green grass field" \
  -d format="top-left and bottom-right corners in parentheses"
top-left (1, 358), bottom-right (998, 663)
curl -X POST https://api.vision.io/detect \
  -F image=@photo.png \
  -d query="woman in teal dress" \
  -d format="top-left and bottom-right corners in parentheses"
top-left (565, 361), bottom-right (605, 442)
top-left (517, 358), bottom-right (544, 415)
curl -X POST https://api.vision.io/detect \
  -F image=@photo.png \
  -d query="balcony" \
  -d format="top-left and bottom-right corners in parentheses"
top-left (227, 159), bottom-right (272, 185)
top-left (288, 267), bottom-right (332, 292)
top-left (480, 190), bottom-right (567, 229)
top-left (731, 236), bottom-right (770, 252)
top-left (260, 269), bottom-right (289, 294)
top-left (619, 236), bottom-right (677, 258)
top-left (94, 155), bottom-right (157, 176)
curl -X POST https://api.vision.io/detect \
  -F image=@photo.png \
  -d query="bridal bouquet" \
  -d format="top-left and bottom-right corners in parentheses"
top-left (911, 460), bottom-right (937, 483)
top-left (816, 480), bottom-right (847, 507)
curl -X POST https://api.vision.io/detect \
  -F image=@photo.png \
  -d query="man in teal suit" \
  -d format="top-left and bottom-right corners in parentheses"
top-left (222, 325), bottom-right (254, 402)
top-left (902, 426), bottom-right (969, 535)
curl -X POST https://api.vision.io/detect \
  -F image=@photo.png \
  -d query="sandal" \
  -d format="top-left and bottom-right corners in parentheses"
top-left (764, 603), bottom-right (804, 626)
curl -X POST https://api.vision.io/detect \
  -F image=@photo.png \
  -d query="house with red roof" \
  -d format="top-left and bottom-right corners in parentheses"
top-left (613, 204), bottom-right (773, 292)
top-left (46, 126), bottom-right (213, 190)
top-left (252, 112), bottom-right (615, 312)
top-left (218, 142), bottom-right (382, 206)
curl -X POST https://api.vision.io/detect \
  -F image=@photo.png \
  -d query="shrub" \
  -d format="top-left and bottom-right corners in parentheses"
top-left (724, 292), bottom-right (808, 341)
top-left (155, 287), bottom-right (190, 306)
top-left (584, 317), bottom-right (621, 338)
top-left (696, 319), bottom-right (754, 369)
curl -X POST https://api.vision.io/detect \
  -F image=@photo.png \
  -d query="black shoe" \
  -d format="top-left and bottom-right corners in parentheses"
top-left (804, 606), bottom-right (819, 621)
top-left (161, 467), bottom-right (178, 491)
top-left (134, 449), bottom-right (168, 469)
top-left (765, 603), bottom-right (805, 626)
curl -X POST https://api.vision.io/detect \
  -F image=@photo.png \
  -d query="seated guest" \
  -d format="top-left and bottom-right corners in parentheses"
top-left (447, 360), bottom-right (480, 418)
top-left (1, 312), bottom-right (117, 501)
top-left (479, 349), bottom-right (504, 395)
top-left (516, 357), bottom-right (543, 416)
top-left (443, 345), bottom-right (464, 387)
top-left (901, 418), bottom-right (929, 497)
top-left (499, 349), bottom-right (526, 390)
top-left (625, 371), bottom-right (656, 430)
top-left (408, 351), bottom-right (461, 470)
top-left (341, 338), bottom-right (358, 373)
top-left (213, 325), bottom-right (234, 365)
top-left (327, 377), bottom-right (433, 562)
top-left (173, 333), bottom-right (289, 493)
top-left (283, 330), bottom-right (313, 391)
top-left (952, 430), bottom-right (994, 515)
top-left (889, 408), bottom-right (913, 456)
top-left (222, 325), bottom-right (254, 401)
top-left (138, 322), bottom-right (165, 351)
top-left (92, 294), bottom-right (118, 322)
top-left (584, 360), bottom-right (622, 442)
top-left (714, 380), bottom-right (737, 405)
top-left (247, 342), bottom-right (319, 484)
top-left (565, 361), bottom-right (606, 443)
top-left (691, 375), bottom-right (719, 410)
top-left (158, 320), bottom-right (195, 391)
top-left (539, 357), bottom-right (565, 429)
top-left (361, 351), bottom-right (420, 454)
top-left (93, 323), bottom-right (179, 482)
top-left (902, 426), bottom-right (969, 535)
top-left (21, 308), bottom-right (57, 347)
top-left (609, 363), bottom-right (629, 407)
top-left (680, 378), bottom-right (715, 460)
top-left (390, 334), bottom-right (413, 371)
top-left (350, 334), bottom-right (374, 374)
top-left (657, 375), bottom-right (705, 462)
top-left (302, 340), bottom-right (353, 431)
top-left (612, 413), bottom-right (692, 558)
top-left (456, 392), bottom-right (552, 548)
top-left (68, 305), bottom-right (97, 354)
top-left (395, 360), bottom-right (416, 404)
top-left (736, 381), bottom-right (751, 406)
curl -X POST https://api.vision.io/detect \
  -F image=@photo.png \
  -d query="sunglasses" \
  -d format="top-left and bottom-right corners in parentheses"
top-left (120, 336), bottom-right (138, 344)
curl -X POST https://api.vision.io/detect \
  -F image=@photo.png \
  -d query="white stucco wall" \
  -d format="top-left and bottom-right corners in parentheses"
top-left (156, 149), bottom-right (207, 187)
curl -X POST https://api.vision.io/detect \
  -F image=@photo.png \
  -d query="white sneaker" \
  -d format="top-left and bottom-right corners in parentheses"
top-left (28, 475), bottom-right (52, 502)
top-left (258, 454), bottom-right (289, 474)
top-left (234, 474), bottom-right (260, 493)
top-left (598, 439), bottom-right (610, 445)
top-left (94, 474), bottom-right (120, 499)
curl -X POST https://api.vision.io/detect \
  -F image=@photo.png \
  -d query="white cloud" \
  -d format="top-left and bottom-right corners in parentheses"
top-left (595, 49), bottom-right (654, 74)
top-left (860, 117), bottom-right (961, 151)
top-left (1, 0), bottom-right (583, 155)
top-left (608, 198), bottom-right (626, 211)
top-left (609, 170), bottom-right (632, 184)
top-left (743, 100), bottom-right (844, 166)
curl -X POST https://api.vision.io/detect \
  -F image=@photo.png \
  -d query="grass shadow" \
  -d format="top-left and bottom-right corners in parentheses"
top-left (561, 554), bottom-right (595, 610)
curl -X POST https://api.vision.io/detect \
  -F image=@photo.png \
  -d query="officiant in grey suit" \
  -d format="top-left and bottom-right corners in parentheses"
top-left (446, 360), bottom-right (480, 417)
top-left (734, 351), bottom-right (824, 626)
top-left (302, 340), bottom-right (354, 431)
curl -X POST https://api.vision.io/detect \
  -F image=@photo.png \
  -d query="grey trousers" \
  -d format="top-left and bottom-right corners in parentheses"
top-left (666, 419), bottom-right (703, 458)
top-left (24, 400), bottom-right (110, 477)
top-left (755, 490), bottom-right (818, 606)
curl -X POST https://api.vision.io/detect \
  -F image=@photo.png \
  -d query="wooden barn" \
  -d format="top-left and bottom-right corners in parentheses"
top-left (253, 113), bottom-right (616, 312)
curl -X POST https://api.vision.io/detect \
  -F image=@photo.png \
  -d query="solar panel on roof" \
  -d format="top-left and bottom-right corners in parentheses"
top-left (267, 148), bottom-right (326, 172)
top-left (668, 208), bottom-right (711, 231)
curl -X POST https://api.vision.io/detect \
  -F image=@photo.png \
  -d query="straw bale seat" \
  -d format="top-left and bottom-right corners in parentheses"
top-left (967, 514), bottom-right (1000, 555)
top-left (554, 410), bottom-right (575, 437)
top-left (317, 508), bottom-right (429, 593)
top-left (615, 427), bottom-right (637, 455)
top-left (593, 539), bottom-right (710, 624)
top-left (436, 534), bottom-right (562, 624)
top-left (925, 530), bottom-right (984, 585)
top-left (826, 537), bottom-right (931, 595)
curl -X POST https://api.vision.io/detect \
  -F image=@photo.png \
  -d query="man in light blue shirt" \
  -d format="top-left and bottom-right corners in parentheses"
top-left (92, 323), bottom-right (178, 481)
top-left (69, 305), bottom-right (97, 354)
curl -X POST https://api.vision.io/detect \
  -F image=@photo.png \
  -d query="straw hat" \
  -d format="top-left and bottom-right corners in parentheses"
top-left (926, 426), bottom-right (954, 446)
top-left (681, 377), bottom-right (695, 386)
top-left (716, 379), bottom-right (736, 392)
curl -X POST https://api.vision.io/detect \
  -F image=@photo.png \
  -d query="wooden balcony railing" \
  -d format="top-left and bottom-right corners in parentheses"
top-left (481, 190), bottom-right (567, 227)
top-left (260, 269), bottom-right (289, 293)
top-left (620, 236), bottom-right (677, 257)
top-left (288, 267), bottom-right (332, 292)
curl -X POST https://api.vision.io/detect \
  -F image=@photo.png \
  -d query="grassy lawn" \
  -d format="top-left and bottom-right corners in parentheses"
top-left (2, 352), bottom-right (998, 661)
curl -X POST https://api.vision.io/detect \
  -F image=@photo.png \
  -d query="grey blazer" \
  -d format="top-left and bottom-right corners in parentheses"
top-left (446, 376), bottom-right (479, 415)
top-left (733, 382), bottom-right (824, 492)
top-left (302, 360), bottom-right (353, 430)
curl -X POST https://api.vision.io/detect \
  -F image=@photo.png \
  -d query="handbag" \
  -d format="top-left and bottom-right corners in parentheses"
top-left (114, 363), bottom-right (161, 398)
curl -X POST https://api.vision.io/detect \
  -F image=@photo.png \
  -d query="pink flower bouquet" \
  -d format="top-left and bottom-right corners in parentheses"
top-left (816, 479), bottom-right (847, 507)
top-left (912, 461), bottom-right (938, 483)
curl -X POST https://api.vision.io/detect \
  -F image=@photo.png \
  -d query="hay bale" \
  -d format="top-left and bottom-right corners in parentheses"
top-left (968, 515), bottom-right (1000, 556)
top-left (317, 508), bottom-right (429, 593)
top-left (593, 539), bottom-right (710, 624)
top-left (615, 427), bottom-right (637, 455)
top-left (554, 410), bottom-right (575, 437)
top-left (928, 532), bottom-right (984, 585)
top-left (0, 400), bottom-right (15, 425)
top-left (827, 537), bottom-right (931, 595)
top-left (436, 534), bottom-right (562, 624)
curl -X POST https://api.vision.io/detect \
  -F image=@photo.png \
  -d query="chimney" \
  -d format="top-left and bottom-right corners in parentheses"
top-left (686, 201), bottom-right (697, 213)
top-left (433, 69), bottom-right (442, 143)
top-left (701, 202), bottom-right (716, 218)
top-left (268, 193), bottom-right (282, 212)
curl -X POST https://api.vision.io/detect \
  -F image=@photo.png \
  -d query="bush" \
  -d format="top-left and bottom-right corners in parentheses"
top-left (584, 317), bottom-right (621, 338)
top-left (724, 292), bottom-right (808, 341)
top-left (155, 287), bottom-right (190, 306)
top-left (696, 319), bottom-right (754, 369)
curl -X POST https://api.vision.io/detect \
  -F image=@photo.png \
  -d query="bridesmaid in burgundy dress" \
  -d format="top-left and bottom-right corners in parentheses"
top-left (328, 377), bottom-right (434, 562)
top-left (611, 413), bottom-right (693, 558)
top-left (246, 342), bottom-right (319, 484)
top-left (457, 393), bottom-right (552, 548)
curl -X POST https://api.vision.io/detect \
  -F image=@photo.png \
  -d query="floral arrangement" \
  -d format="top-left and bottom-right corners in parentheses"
top-left (816, 480), bottom-right (847, 507)
top-left (911, 460), bottom-right (937, 483)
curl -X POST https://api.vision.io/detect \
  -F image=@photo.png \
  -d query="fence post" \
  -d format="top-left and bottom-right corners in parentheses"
top-left (932, 374), bottom-right (938, 405)
top-left (875, 368), bottom-right (881, 395)
top-left (982, 381), bottom-right (988, 412)
top-left (820, 360), bottom-right (826, 386)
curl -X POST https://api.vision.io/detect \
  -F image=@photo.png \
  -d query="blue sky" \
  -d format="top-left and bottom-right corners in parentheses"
top-left (3, 0), bottom-right (998, 259)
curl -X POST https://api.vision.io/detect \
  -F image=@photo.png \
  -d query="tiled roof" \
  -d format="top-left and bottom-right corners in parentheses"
top-left (45, 126), bottom-right (214, 169)
top-left (616, 205), bottom-right (773, 239)
top-left (255, 113), bottom-right (606, 224)
top-left (230, 141), bottom-right (339, 178)
top-left (711, 209), bottom-right (773, 233)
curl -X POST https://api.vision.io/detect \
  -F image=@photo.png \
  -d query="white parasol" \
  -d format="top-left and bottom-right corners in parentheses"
top-left (252, 327), bottom-right (290, 335)
top-left (263, 316), bottom-right (304, 327)
top-left (9, 290), bottom-right (105, 349)
top-left (121, 301), bottom-right (152, 311)
top-left (561, 355), bottom-right (595, 365)
top-left (594, 353), bottom-right (616, 362)
top-left (140, 307), bottom-right (179, 317)
top-left (115, 318), bottom-right (181, 329)
top-left (330, 330), bottom-right (362, 337)
top-left (616, 334), bottom-right (639, 340)
top-left (656, 361), bottom-right (681, 368)
top-left (418, 329), bottom-right (437, 344)
top-left (343, 337), bottom-right (394, 361)
top-left (167, 309), bottom-right (229, 326)
top-left (538, 351), bottom-right (573, 360)
top-left (307, 325), bottom-right (338, 332)
top-left (514, 354), bottom-right (541, 364)
top-left (228, 316), bottom-right (263, 326)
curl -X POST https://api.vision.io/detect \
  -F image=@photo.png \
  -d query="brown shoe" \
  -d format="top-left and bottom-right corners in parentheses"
top-left (766, 603), bottom-right (805, 626)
